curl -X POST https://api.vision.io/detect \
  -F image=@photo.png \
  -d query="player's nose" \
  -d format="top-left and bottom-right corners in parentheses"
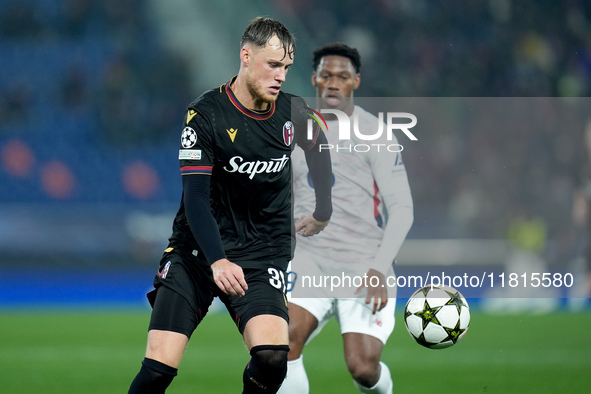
top-left (327, 77), bottom-right (339, 90)
top-left (276, 70), bottom-right (286, 82)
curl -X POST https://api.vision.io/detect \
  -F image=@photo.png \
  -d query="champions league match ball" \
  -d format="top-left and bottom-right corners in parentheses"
top-left (404, 285), bottom-right (470, 349)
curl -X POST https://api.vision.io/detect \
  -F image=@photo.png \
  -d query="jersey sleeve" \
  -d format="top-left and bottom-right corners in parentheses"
top-left (291, 97), bottom-right (323, 152)
top-left (303, 131), bottom-right (333, 222)
top-left (182, 174), bottom-right (227, 264)
top-left (289, 96), bottom-right (333, 221)
top-left (368, 126), bottom-right (414, 275)
top-left (179, 108), bottom-right (215, 175)
top-left (178, 108), bottom-right (226, 265)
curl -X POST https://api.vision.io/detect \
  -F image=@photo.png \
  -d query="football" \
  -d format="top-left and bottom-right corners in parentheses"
top-left (404, 285), bottom-right (470, 349)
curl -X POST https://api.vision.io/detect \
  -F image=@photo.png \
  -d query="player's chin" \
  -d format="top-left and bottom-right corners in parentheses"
top-left (262, 92), bottom-right (280, 103)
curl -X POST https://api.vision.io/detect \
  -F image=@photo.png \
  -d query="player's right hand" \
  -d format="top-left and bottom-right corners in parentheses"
top-left (355, 268), bottom-right (388, 314)
top-left (295, 214), bottom-right (329, 236)
top-left (211, 259), bottom-right (248, 297)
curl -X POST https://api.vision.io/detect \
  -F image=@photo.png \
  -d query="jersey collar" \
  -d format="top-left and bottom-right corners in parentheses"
top-left (225, 76), bottom-right (276, 120)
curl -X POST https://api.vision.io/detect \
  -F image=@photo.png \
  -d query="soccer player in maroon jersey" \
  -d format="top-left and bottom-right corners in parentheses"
top-left (128, 17), bottom-right (332, 394)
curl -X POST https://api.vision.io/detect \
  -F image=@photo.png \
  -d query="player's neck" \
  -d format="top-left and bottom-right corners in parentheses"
top-left (231, 75), bottom-right (270, 112)
top-left (342, 102), bottom-right (355, 117)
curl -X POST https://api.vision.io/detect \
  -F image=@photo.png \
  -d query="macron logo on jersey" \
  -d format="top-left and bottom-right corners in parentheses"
top-left (223, 155), bottom-right (289, 180)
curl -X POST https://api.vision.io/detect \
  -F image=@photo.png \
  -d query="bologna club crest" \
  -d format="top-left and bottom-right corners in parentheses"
top-left (283, 121), bottom-right (294, 146)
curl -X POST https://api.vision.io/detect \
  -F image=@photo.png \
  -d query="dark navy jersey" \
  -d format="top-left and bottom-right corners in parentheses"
top-left (168, 77), bottom-right (321, 267)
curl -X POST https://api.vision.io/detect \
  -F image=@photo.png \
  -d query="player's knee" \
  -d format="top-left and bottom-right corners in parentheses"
top-left (243, 345), bottom-right (290, 392)
top-left (346, 355), bottom-right (381, 387)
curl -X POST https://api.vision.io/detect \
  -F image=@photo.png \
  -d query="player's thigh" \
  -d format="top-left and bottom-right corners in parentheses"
top-left (223, 266), bottom-right (290, 341)
top-left (284, 302), bottom-right (318, 357)
top-left (146, 286), bottom-right (198, 368)
top-left (243, 314), bottom-right (289, 350)
top-left (145, 329), bottom-right (189, 368)
top-left (149, 251), bottom-right (216, 331)
top-left (148, 262), bottom-right (214, 338)
top-left (288, 297), bottom-right (335, 346)
top-left (335, 297), bottom-right (396, 345)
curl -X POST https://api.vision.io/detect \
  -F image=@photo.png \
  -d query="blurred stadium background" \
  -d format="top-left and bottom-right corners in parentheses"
top-left (1, 0), bottom-right (589, 305)
top-left (1, 0), bottom-right (590, 392)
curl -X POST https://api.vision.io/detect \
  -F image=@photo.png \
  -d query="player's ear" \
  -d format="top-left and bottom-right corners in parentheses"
top-left (240, 46), bottom-right (251, 66)
top-left (353, 73), bottom-right (360, 90)
top-left (311, 72), bottom-right (317, 87)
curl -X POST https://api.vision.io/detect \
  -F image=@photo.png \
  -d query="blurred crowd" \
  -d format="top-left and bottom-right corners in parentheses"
top-left (270, 0), bottom-right (590, 269)
top-left (275, 0), bottom-right (591, 97)
top-left (0, 0), bottom-right (191, 203)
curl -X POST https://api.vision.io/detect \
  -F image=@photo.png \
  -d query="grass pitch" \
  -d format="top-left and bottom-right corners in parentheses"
top-left (1, 307), bottom-right (590, 393)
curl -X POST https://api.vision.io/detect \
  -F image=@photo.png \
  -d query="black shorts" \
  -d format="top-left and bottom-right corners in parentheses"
top-left (147, 249), bottom-right (289, 336)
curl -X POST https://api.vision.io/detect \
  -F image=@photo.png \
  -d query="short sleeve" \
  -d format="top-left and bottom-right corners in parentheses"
top-left (179, 108), bottom-right (215, 176)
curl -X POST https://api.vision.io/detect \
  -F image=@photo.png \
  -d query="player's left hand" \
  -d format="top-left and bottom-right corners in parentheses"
top-left (295, 214), bottom-right (329, 237)
top-left (355, 269), bottom-right (388, 314)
